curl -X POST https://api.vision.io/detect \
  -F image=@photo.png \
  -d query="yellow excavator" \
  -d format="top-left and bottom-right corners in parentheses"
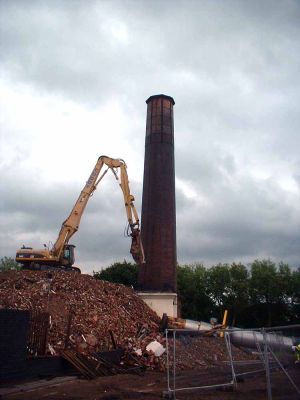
top-left (15, 156), bottom-right (145, 272)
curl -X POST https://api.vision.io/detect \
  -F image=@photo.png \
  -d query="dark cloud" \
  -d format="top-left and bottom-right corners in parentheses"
top-left (176, 161), bottom-right (300, 266)
top-left (1, 0), bottom-right (300, 272)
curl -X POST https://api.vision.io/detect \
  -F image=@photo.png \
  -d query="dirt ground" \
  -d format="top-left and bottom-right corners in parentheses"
top-left (2, 364), bottom-right (300, 400)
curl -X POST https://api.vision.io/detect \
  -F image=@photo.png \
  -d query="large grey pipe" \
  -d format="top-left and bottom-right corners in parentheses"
top-left (172, 318), bottom-right (295, 353)
top-left (228, 329), bottom-right (294, 351)
top-left (184, 319), bottom-right (212, 331)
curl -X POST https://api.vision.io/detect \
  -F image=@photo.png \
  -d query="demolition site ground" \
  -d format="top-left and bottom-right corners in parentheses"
top-left (2, 367), bottom-right (300, 400)
top-left (1, 271), bottom-right (299, 400)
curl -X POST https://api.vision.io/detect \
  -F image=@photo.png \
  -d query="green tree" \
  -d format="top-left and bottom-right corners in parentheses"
top-left (177, 263), bottom-right (212, 321)
top-left (290, 267), bottom-right (300, 323)
top-left (206, 263), bottom-right (231, 320)
top-left (249, 259), bottom-right (284, 327)
top-left (226, 263), bottom-right (249, 326)
top-left (275, 262), bottom-right (294, 324)
top-left (0, 256), bottom-right (20, 271)
top-left (93, 260), bottom-right (138, 288)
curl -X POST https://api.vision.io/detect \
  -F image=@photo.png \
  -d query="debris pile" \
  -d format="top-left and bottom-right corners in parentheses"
top-left (165, 335), bottom-right (256, 370)
top-left (0, 270), bottom-right (253, 372)
top-left (0, 270), bottom-right (160, 358)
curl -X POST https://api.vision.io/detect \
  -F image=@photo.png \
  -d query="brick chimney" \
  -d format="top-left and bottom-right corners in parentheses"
top-left (138, 94), bottom-right (177, 292)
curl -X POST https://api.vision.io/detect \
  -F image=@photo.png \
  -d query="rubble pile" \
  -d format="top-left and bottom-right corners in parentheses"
top-left (0, 270), bottom-right (254, 372)
top-left (165, 335), bottom-right (255, 370)
top-left (0, 270), bottom-right (160, 358)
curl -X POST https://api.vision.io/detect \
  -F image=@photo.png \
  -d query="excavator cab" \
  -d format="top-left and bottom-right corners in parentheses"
top-left (61, 244), bottom-right (80, 272)
top-left (62, 244), bottom-right (76, 267)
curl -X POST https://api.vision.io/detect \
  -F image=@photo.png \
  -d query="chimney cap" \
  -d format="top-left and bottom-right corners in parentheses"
top-left (146, 94), bottom-right (175, 105)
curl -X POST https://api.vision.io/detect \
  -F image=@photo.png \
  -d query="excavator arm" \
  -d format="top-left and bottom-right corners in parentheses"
top-left (112, 159), bottom-right (145, 264)
top-left (51, 156), bottom-right (145, 264)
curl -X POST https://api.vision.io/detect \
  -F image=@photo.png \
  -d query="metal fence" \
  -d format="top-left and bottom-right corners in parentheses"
top-left (164, 325), bottom-right (300, 399)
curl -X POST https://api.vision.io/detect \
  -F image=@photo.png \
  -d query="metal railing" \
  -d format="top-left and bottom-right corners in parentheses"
top-left (164, 324), bottom-right (300, 400)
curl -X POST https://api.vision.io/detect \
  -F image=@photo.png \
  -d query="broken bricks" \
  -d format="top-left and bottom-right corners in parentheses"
top-left (0, 270), bottom-right (161, 367)
top-left (0, 270), bottom-right (254, 372)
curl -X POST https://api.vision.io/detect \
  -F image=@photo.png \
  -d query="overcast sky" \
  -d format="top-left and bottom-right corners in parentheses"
top-left (1, 0), bottom-right (300, 273)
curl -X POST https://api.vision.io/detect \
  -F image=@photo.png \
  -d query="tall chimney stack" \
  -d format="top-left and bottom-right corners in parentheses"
top-left (138, 94), bottom-right (177, 292)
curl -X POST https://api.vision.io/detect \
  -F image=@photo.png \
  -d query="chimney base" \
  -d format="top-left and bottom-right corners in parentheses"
top-left (137, 292), bottom-right (178, 318)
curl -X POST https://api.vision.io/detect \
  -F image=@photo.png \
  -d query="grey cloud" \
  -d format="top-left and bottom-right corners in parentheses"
top-left (2, 1), bottom-right (299, 103)
top-left (1, 0), bottom-right (300, 272)
top-left (176, 161), bottom-right (300, 266)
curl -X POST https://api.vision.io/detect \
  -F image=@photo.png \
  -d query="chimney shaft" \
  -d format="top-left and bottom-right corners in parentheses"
top-left (138, 94), bottom-right (177, 292)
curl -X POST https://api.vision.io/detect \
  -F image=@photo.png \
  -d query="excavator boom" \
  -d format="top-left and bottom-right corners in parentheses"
top-left (16, 156), bottom-right (145, 270)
